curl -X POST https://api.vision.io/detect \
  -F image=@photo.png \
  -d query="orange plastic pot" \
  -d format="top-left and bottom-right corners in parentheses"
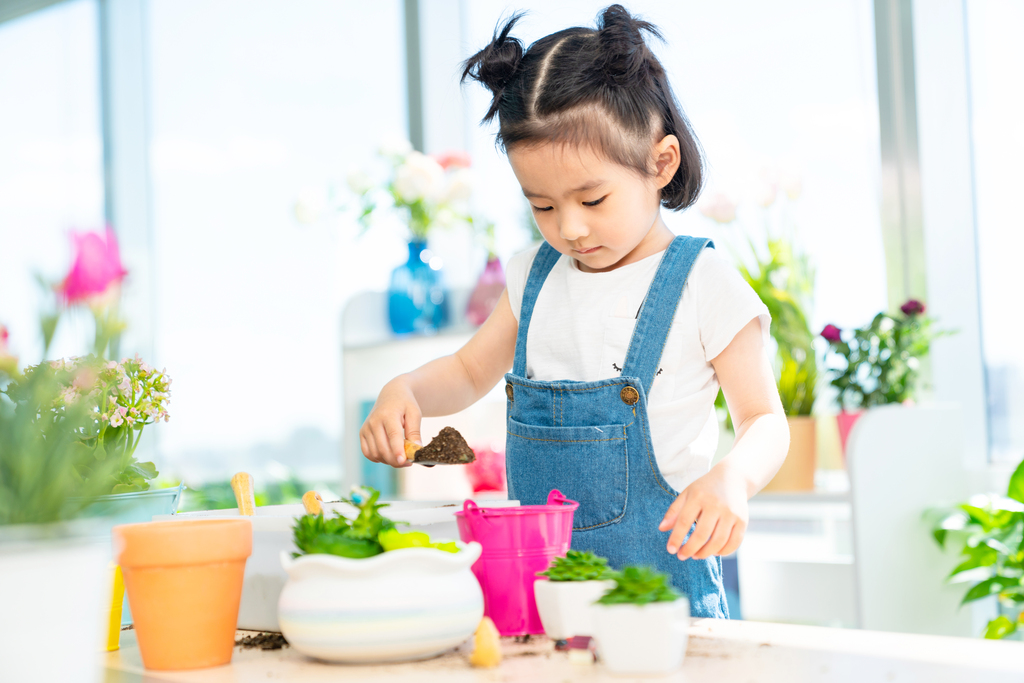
top-left (113, 518), bottom-right (252, 670)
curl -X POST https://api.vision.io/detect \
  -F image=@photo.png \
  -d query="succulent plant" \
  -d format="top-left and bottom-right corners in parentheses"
top-left (537, 550), bottom-right (615, 582)
top-left (596, 566), bottom-right (681, 606)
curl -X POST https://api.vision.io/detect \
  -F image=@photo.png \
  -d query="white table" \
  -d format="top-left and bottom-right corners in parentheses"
top-left (102, 619), bottom-right (1024, 682)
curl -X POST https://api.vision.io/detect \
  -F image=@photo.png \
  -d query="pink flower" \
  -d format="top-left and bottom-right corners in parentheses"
top-left (821, 324), bottom-right (842, 343)
top-left (57, 227), bottom-right (128, 305)
top-left (465, 445), bottom-right (506, 494)
top-left (698, 192), bottom-right (738, 224)
top-left (431, 151), bottom-right (472, 170)
top-left (900, 299), bottom-right (926, 316)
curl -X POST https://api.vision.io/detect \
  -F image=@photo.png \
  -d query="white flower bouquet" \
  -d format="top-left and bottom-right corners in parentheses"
top-left (349, 139), bottom-right (475, 241)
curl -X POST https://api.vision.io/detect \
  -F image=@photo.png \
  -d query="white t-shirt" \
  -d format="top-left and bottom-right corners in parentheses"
top-left (506, 242), bottom-right (771, 493)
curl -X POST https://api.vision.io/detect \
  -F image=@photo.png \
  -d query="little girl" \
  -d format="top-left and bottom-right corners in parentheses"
top-left (360, 5), bottom-right (789, 619)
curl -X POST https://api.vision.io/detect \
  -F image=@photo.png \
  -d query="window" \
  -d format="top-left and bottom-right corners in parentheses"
top-left (147, 0), bottom-right (407, 483)
top-left (966, 0), bottom-right (1024, 464)
top-left (0, 0), bottom-right (105, 362)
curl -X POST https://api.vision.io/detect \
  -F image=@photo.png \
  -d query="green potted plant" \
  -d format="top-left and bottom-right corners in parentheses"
top-left (534, 550), bottom-right (617, 640)
top-left (0, 339), bottom-right (120, 683)
top-left (591, 566), bottom-right (689, 675)
top-left (821, 299), bottom-right (950, 455)
top-left (929, 457), bottom-right (1024, 639)
top-left (278, 486), bottom-right (484, 663)
top-left (39, 227), bottom-right (179, 520)
top-left (736, 233), bottom-right (818, 490)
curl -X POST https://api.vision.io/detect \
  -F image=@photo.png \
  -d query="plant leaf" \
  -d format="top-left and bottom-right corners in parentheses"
top-left (1009, 457), bottom-right (1024, 504)
top-left (984, 615), bottom-right (1017, 639)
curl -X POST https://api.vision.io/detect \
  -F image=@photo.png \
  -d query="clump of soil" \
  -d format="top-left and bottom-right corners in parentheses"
top-left (235, 632), bottom-right (288, 650)
top-left (413, 427), bottom-right (476, 465)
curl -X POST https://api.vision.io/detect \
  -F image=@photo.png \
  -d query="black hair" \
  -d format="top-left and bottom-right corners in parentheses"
top-left (461, 4), bottom-right (703, 210)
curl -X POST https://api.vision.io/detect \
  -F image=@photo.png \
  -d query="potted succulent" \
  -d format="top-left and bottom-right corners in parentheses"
top-left (591, 566), bottom-right (690, 675)
top-left (278, 487), bottom-right (484, 663)
top-left (0, 345), bottom-right (118, 683)
top-left (534, 550), bottom-right (616, 640)
top-left (822, 299), bottom-right (951, 455)
top-left (929, 457), bottom-right (1024, 640)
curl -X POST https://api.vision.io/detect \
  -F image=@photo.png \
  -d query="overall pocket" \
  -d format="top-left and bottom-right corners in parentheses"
top-left (506, 418), bottom-right (628, 531)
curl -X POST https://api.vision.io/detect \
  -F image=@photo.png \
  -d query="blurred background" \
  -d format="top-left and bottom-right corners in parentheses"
top-left (1, 0), bottom-right (1022, 639)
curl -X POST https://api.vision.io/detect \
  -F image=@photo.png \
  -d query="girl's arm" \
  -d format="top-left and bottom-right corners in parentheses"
top-left (659, 317), bottom-right (790, 559)
top-left (359, 289), bottom-right (518, 468)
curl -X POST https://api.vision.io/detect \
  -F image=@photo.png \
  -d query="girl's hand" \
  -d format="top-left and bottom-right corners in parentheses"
top-left (658, 462), bottom-right (749, 560)
top-left (359, 377), bottom-right (422, 468)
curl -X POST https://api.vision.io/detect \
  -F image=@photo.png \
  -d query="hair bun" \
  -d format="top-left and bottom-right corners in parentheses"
top-left (461, 13), bottom-right (526, 122)
top-left (596, 4), bottom-right (661, 86)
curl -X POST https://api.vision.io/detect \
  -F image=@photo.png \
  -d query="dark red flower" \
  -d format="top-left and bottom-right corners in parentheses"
top-left (900, 299), bottom-right (926, 316)
top-left (821, 324), bottom-right (842, 343)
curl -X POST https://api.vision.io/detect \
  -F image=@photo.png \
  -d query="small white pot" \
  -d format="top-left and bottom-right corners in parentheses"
top-left (278, 542), bottom-right (484, 663)
top-left (534, 579), bottom-right (615, 640)
top-left (0, 524), bottom-right (110, 683)
top-left (593, 598), bottom-right (690, 675)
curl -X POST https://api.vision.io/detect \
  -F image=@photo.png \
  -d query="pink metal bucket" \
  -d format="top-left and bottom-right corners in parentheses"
top-left (455, 490), bottom-right (578, 636)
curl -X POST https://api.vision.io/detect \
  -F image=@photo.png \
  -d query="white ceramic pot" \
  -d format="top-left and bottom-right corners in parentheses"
top-left (0, 524), bottom-right (110, 683)
top-left (534, 579), bottom-right (616, 640)
top-left (278, 542), bottom-right (484, 663)
top-left (593, 598), bottom-right (690, 675)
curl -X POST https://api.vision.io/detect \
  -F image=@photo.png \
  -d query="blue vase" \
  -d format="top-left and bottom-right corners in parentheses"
top-left (388, 240), bottom-right (449, 334)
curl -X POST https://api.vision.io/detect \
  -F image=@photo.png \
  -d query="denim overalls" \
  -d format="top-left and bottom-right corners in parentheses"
top-left (504, 236), bottom-right (729, 619)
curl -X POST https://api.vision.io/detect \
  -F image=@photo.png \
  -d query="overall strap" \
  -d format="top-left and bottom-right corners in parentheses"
top-left (512, 242), bottom-right (562, 377)
top-left (620, 236), bottom-right (714, 394)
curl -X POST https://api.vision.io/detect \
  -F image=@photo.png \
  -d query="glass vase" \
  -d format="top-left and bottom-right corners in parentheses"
top-left (388, 240), bottom-right (448, 335)
top-left (465, 255), bottom-right (506, 326)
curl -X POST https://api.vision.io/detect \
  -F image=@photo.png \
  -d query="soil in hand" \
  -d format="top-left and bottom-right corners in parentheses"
top-left (415, 427), bottom-right (476, 464)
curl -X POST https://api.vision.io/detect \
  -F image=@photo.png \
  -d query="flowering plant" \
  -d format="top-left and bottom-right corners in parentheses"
top-left (346, 139), bottom-right (474, 241)
top-left (5, 354), bottom-right (171, 495)
top-left (0, 360), bottom-right (117, 524)
top-left (1, 226), bottom-right (171, 498)
top-left (821, 299), bottom-right (950, 410)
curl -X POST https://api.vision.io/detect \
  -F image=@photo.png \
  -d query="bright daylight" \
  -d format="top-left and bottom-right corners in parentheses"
top-left (1, 1), bottom-right (1023, 681)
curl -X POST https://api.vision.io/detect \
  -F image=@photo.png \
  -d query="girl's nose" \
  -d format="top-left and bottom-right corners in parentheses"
top-left (558, 212), bottom-right (590, 242)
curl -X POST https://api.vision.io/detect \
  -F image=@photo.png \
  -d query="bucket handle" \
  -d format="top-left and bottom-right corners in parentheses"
top-left (546, 489), bottom-right (579, 509)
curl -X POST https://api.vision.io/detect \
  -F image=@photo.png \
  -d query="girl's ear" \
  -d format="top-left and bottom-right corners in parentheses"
top-left (653, 134), bottom-right (681, 190)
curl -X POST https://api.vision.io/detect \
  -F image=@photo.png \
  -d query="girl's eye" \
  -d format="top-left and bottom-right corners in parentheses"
top-left (583, 195), bottom-right (607, 207)
top-left (531, 205), bottom-right (554, 212)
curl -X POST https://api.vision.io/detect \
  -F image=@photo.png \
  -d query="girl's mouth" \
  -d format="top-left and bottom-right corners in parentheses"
top-left (574, 246), bottom-right (601, 255)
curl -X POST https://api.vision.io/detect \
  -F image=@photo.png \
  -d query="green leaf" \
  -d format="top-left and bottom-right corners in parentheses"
top-left (949, 546), bottom-right (999, 579)
top-left (538, 550), bottom-right (615, 581)
top-left (129, 461), bottom-right (158, 480)
top-left (596, 566), bottom-right (680, 606)
top-left (983, 616), bottom-right (1016, 640)
top-left (1008, 457), bottom-right (1024, 504)
top-left (962, 576), bottom-right (1013, 605)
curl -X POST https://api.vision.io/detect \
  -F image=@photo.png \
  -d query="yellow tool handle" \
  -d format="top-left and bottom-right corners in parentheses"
top-left (230, 472), bottom-right (256, 516)
top-left (404, 439), bottom-right (421, 462)
top-left (302, 490), bottom-right (323, 516)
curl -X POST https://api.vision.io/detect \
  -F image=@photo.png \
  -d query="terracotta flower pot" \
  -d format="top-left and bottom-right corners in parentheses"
top-left (763, 415), bottom-right (816, 492)
top-left (114, 519), bottom-right (252, 670)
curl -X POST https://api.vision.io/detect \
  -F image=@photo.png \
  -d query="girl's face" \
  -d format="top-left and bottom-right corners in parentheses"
top-left (508, 136), bottom-right (680, 273)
